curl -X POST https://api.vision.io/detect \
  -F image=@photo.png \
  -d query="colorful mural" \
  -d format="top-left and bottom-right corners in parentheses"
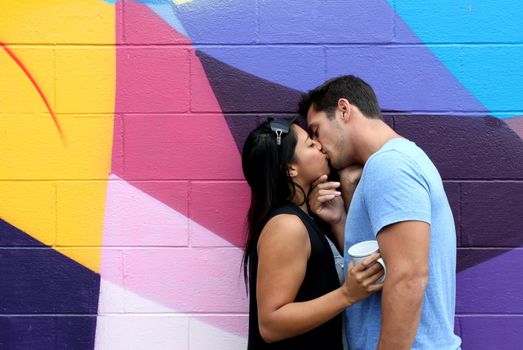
top-left (1, 0), bottom-right (522, 349)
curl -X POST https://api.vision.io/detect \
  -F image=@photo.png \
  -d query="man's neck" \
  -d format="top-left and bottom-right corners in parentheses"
top-left (358, 119), bottom-right (401, 164)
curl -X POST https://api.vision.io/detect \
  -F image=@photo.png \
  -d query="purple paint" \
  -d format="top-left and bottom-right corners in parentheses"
top-left (457, 249), bottom-right (523, 314)
top-left (462, 183), bottom-right (523, 247)
top-left (458, 316), bottom-right (523, 350)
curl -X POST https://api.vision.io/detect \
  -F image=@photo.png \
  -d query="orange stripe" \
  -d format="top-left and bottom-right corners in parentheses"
top-left (1, 41), bottom-right (64, 140)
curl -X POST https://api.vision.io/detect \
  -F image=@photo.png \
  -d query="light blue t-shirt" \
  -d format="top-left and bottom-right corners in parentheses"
top-left (344, 138), bottom-right (461, 350)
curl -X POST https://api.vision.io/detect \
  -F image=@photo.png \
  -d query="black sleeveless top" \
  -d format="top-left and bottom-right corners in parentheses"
top-left (247, 204), bottom-right (343, 350)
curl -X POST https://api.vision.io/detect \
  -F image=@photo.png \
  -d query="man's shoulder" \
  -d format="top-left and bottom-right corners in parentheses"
top-left (366, 139), bottom-right (432, 175)
top-left (365, 149), bottom-right (416, 177)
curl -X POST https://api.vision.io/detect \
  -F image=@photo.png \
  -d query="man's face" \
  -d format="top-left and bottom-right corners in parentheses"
top-left (306, 106), bottom-right (349, 170)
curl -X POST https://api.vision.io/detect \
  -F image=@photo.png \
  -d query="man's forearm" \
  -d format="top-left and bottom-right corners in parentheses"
top-left (377, 274), bottom-right (427, 349)
top-left (329, 213), bottom-right (346, 251)
top-left (338, 166), bottom-right (362, 212)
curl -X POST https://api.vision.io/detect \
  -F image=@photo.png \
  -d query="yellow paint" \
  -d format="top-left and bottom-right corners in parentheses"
top-left (55, 47), bottom-right (115, 114)
top-left (0, 0), bottom-right (116, 273)
top-left (55, 180), bottom-right (109, 272)
top-left (0, 47), bottom-right (54, 114)
top-left (0, 181), bottom-right (56, 245)
top-left (0, 0), bottom-right (115, 44)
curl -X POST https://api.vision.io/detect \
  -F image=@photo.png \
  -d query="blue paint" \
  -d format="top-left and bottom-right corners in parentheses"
top-left (103, 0), bottom-right (188, 36)
top-left (430, 45), bottom-right (523, 118)
top-left (392, 0), bottom-right (523, 43)
top-left (257, 0), bottom-right (394, 43)
top-left (174, 0), bottom-right (489, 115)
top-left (146, 1), bottom-right (188, 37)
top-left (326, 45), bottom-right (486, 114)
top-left (172, 0), bottom-right (257, 44)
top-left (390, 0), bottom-right (523, 118)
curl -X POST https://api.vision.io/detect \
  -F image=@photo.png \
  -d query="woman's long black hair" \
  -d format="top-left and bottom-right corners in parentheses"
top-left (241, 119), bottom-right (305, 289)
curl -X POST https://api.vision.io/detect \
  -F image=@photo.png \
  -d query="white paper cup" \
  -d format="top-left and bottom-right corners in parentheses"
top-left (348, 240), bottom-right (386, 284)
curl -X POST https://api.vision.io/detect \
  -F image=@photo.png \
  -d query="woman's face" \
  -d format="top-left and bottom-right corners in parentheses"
top-left (290, 124), bottom-right (330, 185)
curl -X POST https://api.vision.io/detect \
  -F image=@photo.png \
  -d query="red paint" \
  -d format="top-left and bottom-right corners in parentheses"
top-left (1, 41), bottom-right (64, 140)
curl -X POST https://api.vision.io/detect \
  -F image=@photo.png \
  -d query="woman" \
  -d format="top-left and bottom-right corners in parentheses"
top-left (241, 118), bottom-right (383, 349)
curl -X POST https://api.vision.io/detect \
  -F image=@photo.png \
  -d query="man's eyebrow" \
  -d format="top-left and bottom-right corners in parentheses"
top-left (307, 125), bottom-right (314, 136)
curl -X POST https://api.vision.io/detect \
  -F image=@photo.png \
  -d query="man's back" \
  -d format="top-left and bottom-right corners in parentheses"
top-left (344, 138), bottom-right (461, 349)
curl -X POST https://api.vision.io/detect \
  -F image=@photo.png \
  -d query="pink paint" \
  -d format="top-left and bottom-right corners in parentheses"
top-left (100, 176), bottom-right (248, 335)
top-left (108, 1), bottom-right (249, 337)
top-left (122, 247), bottom-right (248, 314)
top-left (189, 181), bottom-right (250, 247)
top-left (115, 45), bottom-right (190, 113)
top-left (115, 0), bottom-right (191, 114)
top-left (505, 116), bottom-right (523, 140)
top-left (113, 1), bottom-right (245, 246)
top-left (122, 114), bottom-right (243, 180)
top-left (123, 0), bottom-right (191, 45)
top-left (102, 174), bottom-right (189, 247)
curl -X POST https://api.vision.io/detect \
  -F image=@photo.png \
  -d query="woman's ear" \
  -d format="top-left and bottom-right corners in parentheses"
top-left (288, 164), bottom-right (298, 178)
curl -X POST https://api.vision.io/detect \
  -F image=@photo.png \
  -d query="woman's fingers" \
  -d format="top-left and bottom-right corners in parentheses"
top-left (318, 189), bottom-right (341, 197)
top-left (351, 253), bottom-right (381, 273)
top-left (310, 174), bottom-right (328, 188)
top-left (317, 195), bottom-right (337, 203)
top-left (366, 269), bottom-right (385, 284)
top-left (359, 261), bottom-right (384, 279)
top-left (366, 282), bottom-right (384, 293)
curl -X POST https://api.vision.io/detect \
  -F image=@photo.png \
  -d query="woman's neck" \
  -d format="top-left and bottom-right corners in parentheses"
top-left (289, 182), bottom-right (310, 215)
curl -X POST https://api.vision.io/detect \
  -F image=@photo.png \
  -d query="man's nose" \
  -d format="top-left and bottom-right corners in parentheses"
top-left (314, 140), bottom-right (325, 153)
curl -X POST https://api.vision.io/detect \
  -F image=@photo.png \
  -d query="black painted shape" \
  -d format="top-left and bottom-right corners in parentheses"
top-left (394, 115), bottom-right (523, 180)
top-left (0, 218), bottom-right (99, 347)
top-left (457, 249), bottom-right (506, 273)
top-left (196, 50), bottom-right (303, 114)
top-left (461, 182), bottom-right (523, 247)
top-left (0, 219), bottom-right (42, 246)
top-left (198, 52), bottom-right (523, 273)
top-left (0, 316), bottom-right (96, 350)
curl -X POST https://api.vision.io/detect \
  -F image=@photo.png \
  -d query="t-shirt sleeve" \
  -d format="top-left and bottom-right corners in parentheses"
top-left (363, 150), bottom-right (431, 237)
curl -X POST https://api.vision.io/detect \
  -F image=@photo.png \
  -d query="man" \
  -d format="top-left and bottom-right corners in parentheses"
top-left (299, 75), bottom-right (461, 349)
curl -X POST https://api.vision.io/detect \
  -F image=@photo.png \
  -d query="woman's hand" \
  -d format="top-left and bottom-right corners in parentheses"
top-left (308, 174), bottom-right (345, 225)
top-left (341, 253), bottom-right (384, 305)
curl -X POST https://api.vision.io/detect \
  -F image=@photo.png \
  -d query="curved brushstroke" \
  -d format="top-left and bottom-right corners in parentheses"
top-left (1, 41), bottom-right (64, 140)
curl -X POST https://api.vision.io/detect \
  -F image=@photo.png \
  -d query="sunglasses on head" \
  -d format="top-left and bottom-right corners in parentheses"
top-left (269, 118), bottom-right (295, 145)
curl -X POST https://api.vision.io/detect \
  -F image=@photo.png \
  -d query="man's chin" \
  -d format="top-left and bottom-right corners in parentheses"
top-left (327, 159), bottom-right (341, 171)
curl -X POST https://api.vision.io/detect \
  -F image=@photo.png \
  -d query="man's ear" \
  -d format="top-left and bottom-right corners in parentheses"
top-left (288, 164), bottom-right (298, 178)
top-left (338, 98), bottom-right (351, 122)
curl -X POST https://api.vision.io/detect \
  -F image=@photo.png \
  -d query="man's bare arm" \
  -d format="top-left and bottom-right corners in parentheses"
top-left (377, 220), bottom-right (430, 349)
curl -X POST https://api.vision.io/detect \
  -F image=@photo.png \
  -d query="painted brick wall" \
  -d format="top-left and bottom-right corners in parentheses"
top-left (1, 1), bottom-right (522, 349)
